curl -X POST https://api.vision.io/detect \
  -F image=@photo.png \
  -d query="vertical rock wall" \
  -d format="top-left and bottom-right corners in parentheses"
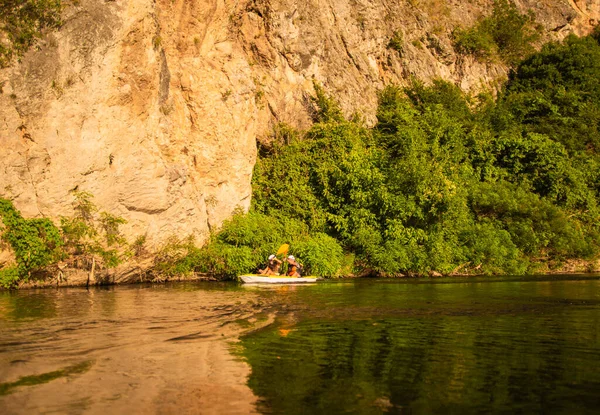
top-left (1, 0), bottom-right (260, 248)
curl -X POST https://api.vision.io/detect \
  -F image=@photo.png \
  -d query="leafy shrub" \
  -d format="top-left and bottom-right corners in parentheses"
top-left (192, 243), bottom-right (256, 279)
top-left (403, 79), bottom-right (474, 123)
top-left (60, 191), bottom-right (128, 269)
top-left (253, 118), bottom-right (384, 239)
top-left (153, 236), bottom-right (257, 280)
top-left (216, 211), bottom-right (286, 251)
top-left (453, 0), bottom-right (540, 66)
top-left (153, 237), bottom-right (198, 277)
top-left (469, 181), bottom-right (596, 259)
top-left (373, 236), bottom-right (429, 276)
top-left (0, 267), bottom-right (20, 289)
top-left (0, 198), bottom-right (63, 287)
top-left (499, 34), bottom-right (600, 153)
top-left (311, 82), bottom-right (344, 123)
top-left (293, 233), bottom-right (344, 277)
top-left (388, 31), bottom-right (404, 54)
top-left (99, 212), bottom-right (127, 246)
top-left (131, 235), bottom-right (147, 257)
top-left (453, 26), bottom-right (496, 59)
top-left (459, 221), bottom-right (528, 275)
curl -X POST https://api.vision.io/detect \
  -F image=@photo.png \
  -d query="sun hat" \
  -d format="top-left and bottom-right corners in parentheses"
top-left (288, 255), bottom-right (295, 260)
top-left (268, 254), bottom-right (276, 260)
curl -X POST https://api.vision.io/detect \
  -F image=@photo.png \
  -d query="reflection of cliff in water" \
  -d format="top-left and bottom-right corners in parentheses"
top-left (0, 283), bottom-right (267, 414)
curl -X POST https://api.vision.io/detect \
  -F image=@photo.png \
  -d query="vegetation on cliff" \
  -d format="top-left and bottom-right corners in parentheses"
top-left (0, 0), bottom-right (62, 68)
top-left (212, 29), bottom-right (600, 278)
top-left (452, 0), bottom-right (541, 66)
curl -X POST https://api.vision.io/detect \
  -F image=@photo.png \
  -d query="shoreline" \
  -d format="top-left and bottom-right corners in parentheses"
top-left (3, 258), bottom-right (599, 291)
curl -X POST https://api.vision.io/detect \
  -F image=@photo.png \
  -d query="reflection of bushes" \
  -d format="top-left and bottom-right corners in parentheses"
top-left (453, 0), bottom-right (541, 66)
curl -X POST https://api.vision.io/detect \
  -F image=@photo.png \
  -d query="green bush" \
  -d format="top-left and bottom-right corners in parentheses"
top-left (193, 243), bottom-right (257, 279)
top-left (453, 26), bottom-right (496, 59)
top-left (459, 221), bottom-right (528, 275)
top-left (388, 31), bottom-right (404, 54)
top-left (311, 82), bottom-right (345, 123)
top-left (60, 192), bottom-right (128, 268)
top-left (293, 233), bottom-right (344, 277)
top-left (452, 0), bottom-right (540, 66)
top-left (0, 267), bottom-right (20, 289)
top-left (216, 211), bottom-right (292, 253)
top-left (0, 198), bottom-right (63, 287)
top-left (469, 181), bottom-right (596, 259)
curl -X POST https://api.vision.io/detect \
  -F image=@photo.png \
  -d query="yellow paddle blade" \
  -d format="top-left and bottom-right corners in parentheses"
top-left (276, 244), bottom-right (289, 256)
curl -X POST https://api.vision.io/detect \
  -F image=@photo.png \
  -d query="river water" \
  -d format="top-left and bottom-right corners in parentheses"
top-left (1, 276), bottom-right (599, 414)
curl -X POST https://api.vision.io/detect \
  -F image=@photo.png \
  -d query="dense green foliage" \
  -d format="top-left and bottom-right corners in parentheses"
top-left (497, 32), bottom-right (600, 153)
top-left (243, 30), bottom-right (600, 278)
top-left (453, 0), bottom-right (541, 66)
top-left (0, 198), bottom-right (63, 287)
top-left (0, 193), bottom-right (128, 288)
top-left (154, 212), bottom-right (346, 279)
top-left (0, 0), bottom-right (62, 67)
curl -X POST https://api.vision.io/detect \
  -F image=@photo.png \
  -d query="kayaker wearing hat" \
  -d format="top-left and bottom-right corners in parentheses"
top-left (258, 254), bottom-right (282, 275)
top-left (286, 255), bottom-right (302, 277)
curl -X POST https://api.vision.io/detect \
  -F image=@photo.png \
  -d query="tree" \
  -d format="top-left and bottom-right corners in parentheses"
top-left (499, 34), bottom-right (600, 153)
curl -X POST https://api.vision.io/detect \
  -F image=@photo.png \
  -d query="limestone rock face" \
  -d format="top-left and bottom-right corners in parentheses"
top-left (1, 0), bottom-right (259, 249)
top-left (0, 0), bottom-right (598, 252)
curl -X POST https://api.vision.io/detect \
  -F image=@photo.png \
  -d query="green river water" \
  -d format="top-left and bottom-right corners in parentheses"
top-left (1, 276), bottom-right (599, 414)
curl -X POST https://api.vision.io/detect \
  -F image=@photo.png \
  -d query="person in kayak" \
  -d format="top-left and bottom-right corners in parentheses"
top-left (286, 255), bottom-right (302, 277)
top-left (258, 254), bottom-right (282, 275)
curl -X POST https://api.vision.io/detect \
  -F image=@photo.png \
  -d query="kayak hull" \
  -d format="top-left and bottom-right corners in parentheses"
top-left (240, 275), bottom-right (319, 284)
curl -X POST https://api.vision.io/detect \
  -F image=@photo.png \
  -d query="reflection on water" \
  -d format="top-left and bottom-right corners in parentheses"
top-left (238, 276), bottom-right (600, 414)
top-left (0, 360), bottom-right (94, 396)
top-left (0, 283), bottom-right (264, 414)
top-left (0, 276), bottom-right (599, 414)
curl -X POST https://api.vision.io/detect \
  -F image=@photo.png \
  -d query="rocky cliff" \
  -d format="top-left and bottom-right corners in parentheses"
top-left (1, 0), bottom-right (598, 252)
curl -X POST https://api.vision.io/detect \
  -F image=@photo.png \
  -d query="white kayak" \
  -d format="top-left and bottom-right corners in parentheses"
top-left (239, 275), bottom-right (319, 284)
